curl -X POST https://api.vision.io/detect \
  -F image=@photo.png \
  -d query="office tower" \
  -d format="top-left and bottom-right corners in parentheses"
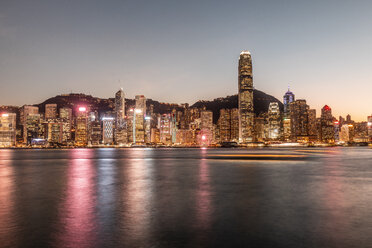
top-left (115, 88), bottom-right (125, 121)
top-left (217, 108), bottom-right (239, 142)
top-left (0, 113), bottom-right (17, 147)
top-left (89, 120), bottom-right (101, 146)
top-left (368, 115), bottom-right (372, 142)
top-left (308, 109), bottom-right (317, 139)
top-left (267, 102), bottom-right (281, 140)
top-left (20, 105), bottom-right (39, 125)
top-left (115, 89), bottom-right (126, 144)
top-left (290, 100), bottom-right (309, 142)
top-left (46, 122), bottom-right (63, 144)
top-left (75, 107), bottom-right (88, 147)
top-left (340, 124), bottom-right (354, 143)
top-left (333, 120), bottom-right (340, 142)
top-left (24, 114), bottom-right (42, 144)
top-left (150, 128), bottom-right (160, 143)
top-left (346, 114), bottom-right (352, 124)
top-left (59, 107), bottom-right (72, 142)
top-left (145, 115), bottom-right (151, 144)
top-left (45, 104), bottom-right (57, 120)
top-left (253, 115), bottom-right (266, 142)
top-left (283, 88), bottom-right (295, 141)
top-left (135, 95), bottom-right (146, 114)
top-left (200, 110), bottom-right (213, 144)
top-left (283, 88), bottom-right (295, 118)
top-left (238, 50), bottom-right (254, 142)
top-left (160, 114), bottom-right (172, 145)
top-left (353, 122), bottom-right (369, 142)
top-left (102, 116), bottom-right (114, 145)
top-left (320, 105), bottom-right (335, 143)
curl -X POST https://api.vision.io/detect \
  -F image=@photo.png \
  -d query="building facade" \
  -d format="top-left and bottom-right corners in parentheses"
top-left (238, 51), bottom-right (254, 142)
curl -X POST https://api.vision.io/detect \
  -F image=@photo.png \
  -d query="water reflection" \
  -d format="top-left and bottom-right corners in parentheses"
top-left (121, 149), bottom-right (154, 246)
top-left (0, 150), bottom-right (17, 248)
top-left (195, 151), bottom-right (212, 230)
top-left (56, 149), bottom-right (97, 248)
top-left (96, 149), bottom-right (118, 246)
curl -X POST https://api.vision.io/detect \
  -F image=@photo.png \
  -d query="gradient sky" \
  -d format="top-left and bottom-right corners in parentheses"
top-left (1, 0), bottom-right (371, 121)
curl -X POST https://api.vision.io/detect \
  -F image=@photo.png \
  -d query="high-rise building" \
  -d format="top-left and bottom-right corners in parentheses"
top-left (59, 108), bottom-right (72, 143)
top-left (218, 108), bottom-right (239, 142)
top-left (368, 115), bottom-right (372, 142)
top-left (320, 105), bottom-right (335, 143)
top-left (20, 105), bottom-right (39, 125)
top-left (46, 122), bottom-right (63, 144)
top-left (307, 109), bottom-right (317, 140)
top-left (45, 104), bottom-right (57, 120)
top-left (75, 107), bottom-right (88, 147)
top-left (283, 88), bottom-right (295, 118)
top-left (283, 88), bottom-right (295, 141)
top-left (102, 116), bottom-right (114, 145)
top-left (115, 89), bottom-right (126, 144)
top-left (238, 50), bottom-right (254, 142)
top-left (89, 120), bottom-right (102, 146)
top-left (132, 95), bottom-right (146, 144)
top-left (290, 100), bottom-right (309, 142)
top-left (200, 110), bottom-right (213, 144)
top-left (24, 114), bottom-right (42, 144)
top-left (267, 102), bottom-right (281, 140)
top-left (135, 95), bottom-right (146, 114)
top-left (160, 114), bottom-right (172, 145)
top-left (0, 113), bottom-right (17, 147)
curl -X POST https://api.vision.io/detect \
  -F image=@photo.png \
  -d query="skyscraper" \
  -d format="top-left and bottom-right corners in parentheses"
top-left (75, 107), bottom-right (88, 147)
top-left (368, 115), bottom-right (372, 142)
top-left (0, 113), bottom-right (17, 147)
top-left (114, 88), bottom-right (127, 144)
top-left (283, 88), bottom-right (295, 141)
top-left (290, 99), bottom-right (309, 142)
top-left (238, 51), bottom-right (254, 142)
top-left (320, 105), bottom-right (335, 143)
top-left (267, 102), bottom-right (281, 140)
top-left (45, 104), bottom-right (57, 120)
top-left (283, 88), bottom-right (295, 118)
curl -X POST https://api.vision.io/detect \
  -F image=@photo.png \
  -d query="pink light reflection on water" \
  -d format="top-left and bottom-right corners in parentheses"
top-left (0, 149), bottom-right (17, 247)
top-left (55, 149), bottom-right (97, 248)
top-left (195, 150), bottom-right (213, 230)
top-left (121, 149), bottom-right (154, 245)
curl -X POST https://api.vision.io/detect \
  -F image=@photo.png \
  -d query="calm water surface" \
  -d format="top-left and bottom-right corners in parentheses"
top-left (0, 147), bottom-right (372, 248)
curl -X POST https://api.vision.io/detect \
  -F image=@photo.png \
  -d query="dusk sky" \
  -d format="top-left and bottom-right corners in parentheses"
top-left (1, 0), bottom-right (371, 121)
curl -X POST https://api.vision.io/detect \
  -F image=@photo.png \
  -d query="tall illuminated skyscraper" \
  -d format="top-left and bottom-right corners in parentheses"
top-left (114, 88), bottom-right (127, 144)
top-left (75, 107), bottom-right (88, 147)
top-left (115, 88), bottom-right (125, 124)
top-left (238, 50), bottom-right (254, 142)
top-left (268, 102), bottom-right (281, 140)
top-left (283, 88), bottom-right (295, 141)
top-left (320, 105), bottom-right (335, 143)
top-left (283, 88), bottom-right (295, 118)
top-left (368, 115), bottom-right (372, 142)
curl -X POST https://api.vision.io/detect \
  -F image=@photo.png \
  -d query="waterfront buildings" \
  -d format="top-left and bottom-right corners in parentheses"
top-left (369, 115), bottom-right (372, 142)
top-left (0, 113), bottom-right (17, 147)
top-left (114, 88), bottom-right (126, 144)
top-left (283, 89), bottom-right (295, 141)
top-left (75, 107), bottom-right (88, 147)
top-left (290, 100), bottom-right (309, 142)
top-left (320, 105), bottom-right (335, 143)
top-left (267, 102), bottom-right (281, 140)
top-left (238, 51), bottom-right (254, 143)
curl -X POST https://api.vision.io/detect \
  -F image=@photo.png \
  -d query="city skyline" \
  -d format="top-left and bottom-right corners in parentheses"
top-left (1, 0), bottom-right (372, 121)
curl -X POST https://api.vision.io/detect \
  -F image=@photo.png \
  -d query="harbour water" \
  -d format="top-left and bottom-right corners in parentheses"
top-left (0, 147), bottom-right (372, 248)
